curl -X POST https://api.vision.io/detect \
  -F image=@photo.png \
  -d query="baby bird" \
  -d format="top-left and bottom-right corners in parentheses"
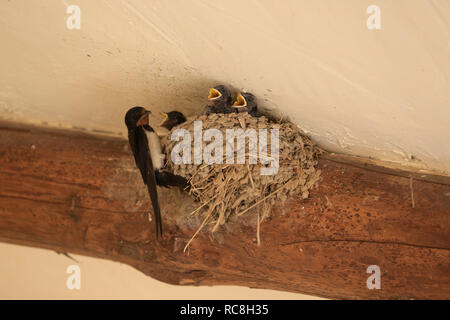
top-left (160, 111), bottom-right (187, 131)
top-left (203, 85), bottom-right (233, 115)
top-left (232, 92), bottom-right (258, 117)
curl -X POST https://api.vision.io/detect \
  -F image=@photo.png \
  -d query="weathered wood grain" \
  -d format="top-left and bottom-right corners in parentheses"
top-left (0, 121), bottom-right (448, 299)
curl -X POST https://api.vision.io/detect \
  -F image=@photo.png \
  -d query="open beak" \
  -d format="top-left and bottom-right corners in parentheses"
top-left (232, 93), bottom-right (247, 108)
top-left (208, 88), bottom-right (222, 100)
top-left (136, 110), bottom-right (151, 126)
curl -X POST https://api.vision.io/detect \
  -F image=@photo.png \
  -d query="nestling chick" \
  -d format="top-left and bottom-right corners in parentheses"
top-left (232, 92), bottom-right (258, 117)
top-left (203, 85), bottom-right (233, 115)
top-left (160, 111), bottom-right (187, 131)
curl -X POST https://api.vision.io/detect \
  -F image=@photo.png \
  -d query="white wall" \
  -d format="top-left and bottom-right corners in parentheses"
top-left (0, 243), bottom-right (322, 299)
top-left (1, 0), bottom-right (449, 173)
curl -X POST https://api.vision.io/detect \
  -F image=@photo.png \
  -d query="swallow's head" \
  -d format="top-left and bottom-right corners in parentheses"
top-left (208, 85), bottom-right (231, 106)
top-left (160, 111), bottom-right (187, 131)
top-left (125, 106), bottom-right (151, 130)
top-left (232, 92), bottom-right (256, 111)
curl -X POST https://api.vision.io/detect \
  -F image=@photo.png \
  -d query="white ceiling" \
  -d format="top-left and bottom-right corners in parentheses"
top-left (1, 0), bottom-right (449, 174)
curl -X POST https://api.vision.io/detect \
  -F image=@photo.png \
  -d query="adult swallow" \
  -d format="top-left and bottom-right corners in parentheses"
top-left (203, 85), bottom-right (233, 115)
top-left (232, 92), bottom-right (258, 117)
top-left (125, 107), bottom-right (164, 238)
top-left (160, 111), bottom-right (187, 131)
top-left (125, 107), bottom-right (190, 239)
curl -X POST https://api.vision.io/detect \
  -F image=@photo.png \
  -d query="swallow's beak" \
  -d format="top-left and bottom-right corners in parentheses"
top-left (232, 93), bottom-right (247, 108)
top-left (208, 88), bottom-right (222, 100)
top-left (159, 112), bottom-right (169, 126)
top-left (136, 110), bottom-right (151, 126)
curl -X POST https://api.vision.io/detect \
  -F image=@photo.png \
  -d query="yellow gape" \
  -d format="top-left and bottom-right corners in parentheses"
top-left (159, 112), bottom-right (168, 125)
top-left (233, 93), bottom-right (247, 108)
top-left (208, 88), bottom-right (222, 100)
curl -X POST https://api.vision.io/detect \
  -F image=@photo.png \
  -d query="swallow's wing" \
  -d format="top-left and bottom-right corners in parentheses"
top-left (128, 128), bottom-right (163, 238)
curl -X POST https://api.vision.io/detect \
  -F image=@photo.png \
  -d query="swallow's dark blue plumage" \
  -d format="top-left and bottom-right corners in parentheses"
top-left (125, 107), bottom-right (163, 238)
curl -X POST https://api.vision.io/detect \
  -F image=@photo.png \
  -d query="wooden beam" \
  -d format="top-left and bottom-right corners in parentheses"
top-left (0, 121), bottom-right (449, 299)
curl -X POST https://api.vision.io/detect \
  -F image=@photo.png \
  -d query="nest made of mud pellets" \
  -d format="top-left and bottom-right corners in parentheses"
top-left (161, 112), bottom-right (321, 240)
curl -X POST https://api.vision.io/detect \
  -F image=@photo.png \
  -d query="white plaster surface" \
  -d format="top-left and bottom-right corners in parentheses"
top-left (1, 0), bottom-right (449, 174)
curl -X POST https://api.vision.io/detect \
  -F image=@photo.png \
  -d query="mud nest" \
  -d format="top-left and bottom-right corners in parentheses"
top-left (161, 113), bottom-right (321, 246)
